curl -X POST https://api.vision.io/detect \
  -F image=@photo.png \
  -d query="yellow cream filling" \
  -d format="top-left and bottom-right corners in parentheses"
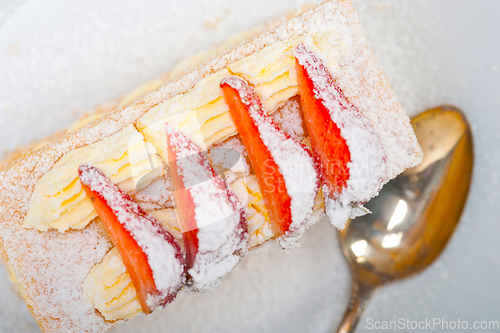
top-left (231, 175), bottom-right (274, 247)
top-left (83, 247), bottom-right (142, 321)
top-left (137, 31), bottom-right (342, 162)
top-left (24, 125), bottom-right (164, 232)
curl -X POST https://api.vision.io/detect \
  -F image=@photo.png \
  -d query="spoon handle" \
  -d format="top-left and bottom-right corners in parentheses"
top-left (336, 280), bottom-right (376, 333)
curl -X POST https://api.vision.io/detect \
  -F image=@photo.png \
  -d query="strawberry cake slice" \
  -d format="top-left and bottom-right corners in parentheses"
top-left (0, 1), bottom-right (422, 332)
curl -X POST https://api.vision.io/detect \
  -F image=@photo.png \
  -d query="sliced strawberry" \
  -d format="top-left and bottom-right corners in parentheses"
top-left (165, 123), bottom-right (248, 291)
top-left (294, 43), bottom-right (386, 228)
top-left (221, 76), bottom-right (319, 248)
top-left (294, 44), bottom-right (351, 198)
top-left (165, 148), bottom-right (198, 269)
top-left (79, 165), bottom-right (185, 314)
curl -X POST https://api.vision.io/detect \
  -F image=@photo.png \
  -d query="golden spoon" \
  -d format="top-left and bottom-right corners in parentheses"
top-left (336, 106), bottom-right (474, 333)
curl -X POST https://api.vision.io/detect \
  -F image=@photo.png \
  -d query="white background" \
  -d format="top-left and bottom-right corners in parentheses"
top-left (0, 0), bottom-right (499, 332)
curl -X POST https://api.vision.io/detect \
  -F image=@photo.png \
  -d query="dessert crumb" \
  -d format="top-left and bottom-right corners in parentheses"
top-left (7, 43), bottom-right (21, 56)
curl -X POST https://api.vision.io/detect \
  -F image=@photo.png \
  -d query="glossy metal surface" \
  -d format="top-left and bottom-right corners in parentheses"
top-left (336, 106), bottom-right (474, 333)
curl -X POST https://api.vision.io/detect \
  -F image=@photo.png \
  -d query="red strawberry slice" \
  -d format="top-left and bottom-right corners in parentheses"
top-left (221, 76), bottom-right (319, 247)
top-left (165, 123), bottom-right (248, 291)
top-left (221, 81), bottom-right (291, 236)
top-left (294, 43), bottom-right (386, 228)
top-left (165, 145), bottom-right (198, 269)
top-left (294, 45), bottom-right (351, 198)
top-left (79, 165), bottom-right (185, 314)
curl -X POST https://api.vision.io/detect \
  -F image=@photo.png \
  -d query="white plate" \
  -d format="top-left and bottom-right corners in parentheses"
top-left (1, 1), bottom-right (499, 332)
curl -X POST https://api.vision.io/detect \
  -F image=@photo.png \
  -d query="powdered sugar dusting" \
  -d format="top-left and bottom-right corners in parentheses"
top-left (78, 165), bottom-right (185, 311)
top-left (271, 96), bottom-right (307, 142)
top-left (165, 124), bottom-right (248, 291)
top-left (295, 43), bottom-right (386, 228)
top-left (0, 0), bottom-right (421, 330)
top-left (130, 174), bottom-right (173, 211)
top-left (221, 76), bottom-right (319, 249)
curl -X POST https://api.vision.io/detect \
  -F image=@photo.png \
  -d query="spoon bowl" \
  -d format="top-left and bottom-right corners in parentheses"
top-left (336, 106), bottom-right (474, 333)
